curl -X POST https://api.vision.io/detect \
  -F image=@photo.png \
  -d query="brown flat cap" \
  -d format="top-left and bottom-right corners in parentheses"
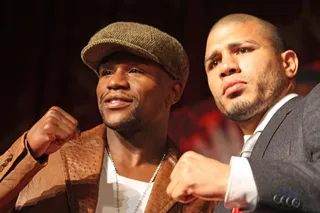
top-left (81, 22), bottom-right (189, 86)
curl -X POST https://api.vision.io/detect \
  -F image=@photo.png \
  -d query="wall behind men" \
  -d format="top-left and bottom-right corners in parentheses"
top-left (1, 0), bottom-right (320, 159)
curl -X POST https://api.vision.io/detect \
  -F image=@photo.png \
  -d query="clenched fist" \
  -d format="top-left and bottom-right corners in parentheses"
top-left (26, 106), bottom-right (79, 158)
top-left (166, 151), bottom-right (231, 203)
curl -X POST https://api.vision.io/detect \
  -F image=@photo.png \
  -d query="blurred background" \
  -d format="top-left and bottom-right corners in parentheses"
top-left (1, 0), bottom-right (320, 162)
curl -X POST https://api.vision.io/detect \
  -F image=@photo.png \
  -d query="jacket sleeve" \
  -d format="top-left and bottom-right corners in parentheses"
top-left (0, 132), bottom-right (47, 212)
top-left (249, 84), bottom-right (320, 213)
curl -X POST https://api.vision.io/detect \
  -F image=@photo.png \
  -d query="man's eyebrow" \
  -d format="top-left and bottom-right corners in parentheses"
top-left (205, 40), bottom-right (260, 64)
top-left (228, 40), bottom-right (260, 48)
top-left (205, 50), bottom-right (218, 64)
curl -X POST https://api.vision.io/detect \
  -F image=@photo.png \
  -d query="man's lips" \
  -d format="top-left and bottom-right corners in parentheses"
top-left (103, 94), bottom-right (133, 109)
top-left (223, 81), bottom-right (247, 96)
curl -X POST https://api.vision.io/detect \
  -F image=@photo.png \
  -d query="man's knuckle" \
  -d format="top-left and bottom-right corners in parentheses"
top-left (46, 116), bottom-right (56, 124)
top-left (50, 106), bottom-right (60, 111)
top-left (73, 119), bottom-right (79, 126)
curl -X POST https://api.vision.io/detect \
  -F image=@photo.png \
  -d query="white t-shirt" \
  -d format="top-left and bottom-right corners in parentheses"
top-left (95, 151), bottom-right (154, 213)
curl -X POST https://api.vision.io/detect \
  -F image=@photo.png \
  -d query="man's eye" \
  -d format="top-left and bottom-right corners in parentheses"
top-left (100, 69), bottom-right (112, 76)
top-left (208, 60), bottom-right (220, 70)
top-left (237, 48), bottom-right (251, 54)
top-left (129, 68), bottom-right (143, 74)
top-left (213, 60), bottom-right (219, 67)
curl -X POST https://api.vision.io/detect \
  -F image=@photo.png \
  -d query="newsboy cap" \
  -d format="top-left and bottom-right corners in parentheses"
top-left (81, 22), bottom-right (189, 87)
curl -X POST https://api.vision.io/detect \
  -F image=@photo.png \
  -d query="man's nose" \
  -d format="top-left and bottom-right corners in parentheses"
top-left (107, 70), bottom-right (130, 90)
top-left (219, 55), bottom-right (241, 78)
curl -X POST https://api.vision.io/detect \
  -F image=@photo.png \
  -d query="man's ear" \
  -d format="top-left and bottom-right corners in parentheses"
top-left (167, 81), bottom-right (183, 106)
top-left (281, 50), bottom-right (299, 79)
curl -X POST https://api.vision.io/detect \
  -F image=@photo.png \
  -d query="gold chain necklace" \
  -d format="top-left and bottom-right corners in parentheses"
top-left (105, 144), bottom-right (166, 213)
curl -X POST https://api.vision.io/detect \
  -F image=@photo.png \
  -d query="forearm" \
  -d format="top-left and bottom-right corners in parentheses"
top-left (0, 132), bottom-right (46, 210)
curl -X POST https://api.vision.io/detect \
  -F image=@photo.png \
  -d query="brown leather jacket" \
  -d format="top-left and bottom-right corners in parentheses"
top-left (0, 124), bottom-right (216, 213)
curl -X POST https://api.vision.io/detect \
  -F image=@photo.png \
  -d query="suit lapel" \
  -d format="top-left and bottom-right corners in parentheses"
top-left (60, 125), bottom-right (105, 213)
top-left (144, 140), bottom-right (180, 213)
top-left (250, 96), bottom-right (301, 159)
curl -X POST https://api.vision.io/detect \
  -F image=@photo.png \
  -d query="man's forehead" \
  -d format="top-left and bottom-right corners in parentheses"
top-left (209, 21), bottom-right (262, 40)
top-left (206, 23), bottom-right (266, 49)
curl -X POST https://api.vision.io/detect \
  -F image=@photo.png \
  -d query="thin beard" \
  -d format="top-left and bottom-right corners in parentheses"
top-left (219, 70), bottom-right (286, 121)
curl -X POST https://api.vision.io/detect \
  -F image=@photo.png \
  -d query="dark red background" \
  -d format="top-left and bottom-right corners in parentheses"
top-left (1, 0), bottom-right (320, 161)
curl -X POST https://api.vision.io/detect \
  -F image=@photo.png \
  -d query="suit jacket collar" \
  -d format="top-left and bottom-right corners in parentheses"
top-left (60, 124), bottom-right (180, 213)
top-left (250, 96), bottom-right (302, 159)
top-left (60, 124), bottom-right (105, 213)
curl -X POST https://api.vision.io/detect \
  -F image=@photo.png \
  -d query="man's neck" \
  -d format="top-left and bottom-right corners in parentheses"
top-left (104, 125), bottom-right (168, 182)
top-left (238, 91), bottom-right (298, 136)
top-left (237, 112), bottom-right (266, 135)
top-left (105, 124), bottom-right (168, 166)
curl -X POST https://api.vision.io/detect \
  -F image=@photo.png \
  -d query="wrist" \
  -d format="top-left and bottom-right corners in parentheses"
top-left (220, 164), bottom-right (231, 199)
top-left (24, 136), bottom-right (48, 164)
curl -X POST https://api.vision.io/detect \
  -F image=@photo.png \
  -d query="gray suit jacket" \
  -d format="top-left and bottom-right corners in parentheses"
top-left (215, 83), bottom-right (320, 213)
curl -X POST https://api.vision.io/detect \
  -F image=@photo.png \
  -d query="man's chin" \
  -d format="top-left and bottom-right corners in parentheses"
top-left (222, 100), bottom-right (255, 121)
top-left (103, 118), bottom-right (141, 132)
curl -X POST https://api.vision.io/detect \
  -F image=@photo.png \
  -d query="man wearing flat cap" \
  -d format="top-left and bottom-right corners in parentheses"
top-left (0, 22), bottom-right (215, 212)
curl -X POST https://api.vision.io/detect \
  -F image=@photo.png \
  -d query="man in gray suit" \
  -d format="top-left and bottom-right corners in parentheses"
top-left (166, 13), bottom-right (320, 213)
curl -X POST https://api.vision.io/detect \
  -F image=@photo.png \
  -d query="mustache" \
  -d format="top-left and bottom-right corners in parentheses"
top-left (99, 91), bottom-right (138, 106)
